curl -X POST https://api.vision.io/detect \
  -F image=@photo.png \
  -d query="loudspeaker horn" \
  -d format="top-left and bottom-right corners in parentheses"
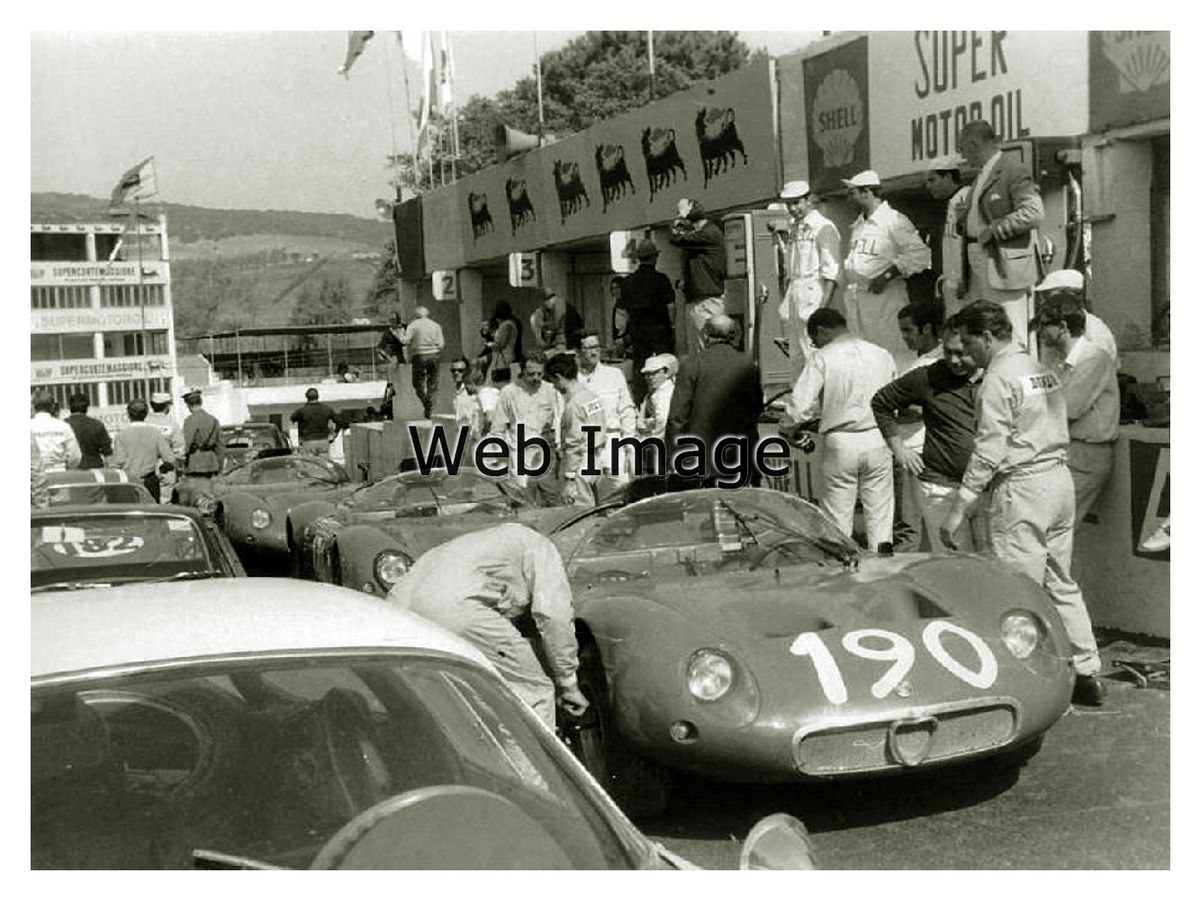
top-left (494, 123), bottom-right (553, 163)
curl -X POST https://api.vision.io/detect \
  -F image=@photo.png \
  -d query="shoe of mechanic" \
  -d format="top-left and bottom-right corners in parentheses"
top-left (1071, 674), bottom-right (1106, 707)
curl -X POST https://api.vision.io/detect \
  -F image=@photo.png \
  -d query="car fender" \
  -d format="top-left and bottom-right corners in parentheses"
top-left (218, 490), bottom-right (290, 553)
top-left (576, 592), bottom-right (749, 748)
top-left (290, 498), bottom-right (341, 554)
top-left (330, 524), bottom-right (415, 595)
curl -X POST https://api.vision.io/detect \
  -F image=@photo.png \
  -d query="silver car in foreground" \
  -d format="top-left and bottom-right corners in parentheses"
top-left (32, 579), bottom-right (813, 869)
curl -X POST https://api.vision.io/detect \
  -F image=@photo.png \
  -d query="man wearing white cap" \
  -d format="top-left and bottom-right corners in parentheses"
top-left (1033, 289), bottom-right (1119, 528)
top-left (841, 170), bottom-right (931, 370)
top-left (147, 391), bottom-right (185, 502)
top-left (956, 120), bottom-right (1044, 352)
top-left (774, 180), bottom-right (841, 381)
top-left (1034, 269), bottom-right (1119, 366)
top-left (636, 353), bottom-right (677, 473)
top-left (924, 155), bottom-right (972, 316)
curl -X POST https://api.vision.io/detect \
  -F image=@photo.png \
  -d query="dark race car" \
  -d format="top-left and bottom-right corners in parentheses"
top-left (292, 467), bottom-right (578, 594)
top-left (31, 503), bottom-right (246, 593)
top-left (546, 486), bottom-right (1075, 815)
top-left (174, 454), bottom-right (358, 567)
top-left (45, 469), bottom-right (156, 506)
top-left (218, 422), bottom-right (292, 472)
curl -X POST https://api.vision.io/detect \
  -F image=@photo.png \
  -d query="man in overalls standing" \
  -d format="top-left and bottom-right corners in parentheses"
top-left (941, 301), bottom-right (1104, 707)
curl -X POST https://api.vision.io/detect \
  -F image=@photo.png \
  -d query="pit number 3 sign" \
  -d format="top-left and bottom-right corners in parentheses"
top-left (508, 252), bottom-right (540, 289)
top-left (790, 622), bottom-right (998, 704)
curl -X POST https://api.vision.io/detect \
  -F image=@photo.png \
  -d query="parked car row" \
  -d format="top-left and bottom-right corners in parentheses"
top-left (30, 460), bottom-right (816, 869)
top-left (166, 456), bottom-right (1076, 816)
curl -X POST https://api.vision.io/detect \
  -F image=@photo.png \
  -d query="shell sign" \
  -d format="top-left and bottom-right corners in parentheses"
top-left (803, 36), bottom-right (870, 194)
top-left (420, 57), bottom-right (778, 273)
top-left (1090, 31), bottom-right (1169, 132)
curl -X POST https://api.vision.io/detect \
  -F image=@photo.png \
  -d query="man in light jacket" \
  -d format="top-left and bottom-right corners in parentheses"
top-left (387, 523), bottom-right (589, 730)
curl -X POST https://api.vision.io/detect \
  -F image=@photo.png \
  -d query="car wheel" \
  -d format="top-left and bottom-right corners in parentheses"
top-left (568, 643), bottom-right (671, 819)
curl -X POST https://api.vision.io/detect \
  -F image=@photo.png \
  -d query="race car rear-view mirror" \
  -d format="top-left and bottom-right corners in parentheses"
top-left (738, 813), bottom-right (817, 870)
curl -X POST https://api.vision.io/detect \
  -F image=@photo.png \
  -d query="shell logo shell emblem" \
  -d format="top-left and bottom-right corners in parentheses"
top-left (811, 69), bottom-right (863, 169)
top-left (1102, 32), bottom-right (1169, 94)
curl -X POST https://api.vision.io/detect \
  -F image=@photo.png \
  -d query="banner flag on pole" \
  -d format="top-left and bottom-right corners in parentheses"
top-left (415, 31), bottom-right (441, 162)
top-left (337, 31), bottom-right (375, 77)
top-left (110, 157), bottom-right (157, 207)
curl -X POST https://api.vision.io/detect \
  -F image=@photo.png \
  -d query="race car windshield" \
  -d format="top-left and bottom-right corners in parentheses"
top-left (31, 513), bottom-right (215, 588)
top-left (225, 456), bottom-right (347, 486)
top-left (344, 470), bottom-right (508, 515)
top-left (32, 655), bottom-right (637, 870)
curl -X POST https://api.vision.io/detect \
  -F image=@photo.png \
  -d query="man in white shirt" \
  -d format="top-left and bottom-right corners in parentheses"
top-left (924, 154), bottom-right (972, 317)
top-left (30, 390), bottom-right (81, 472)
top-left (576, 331), bottom-right (637, 495)
top-left (1034, 269), bottom-right (1119, 366)
top-left (491, 355), bottom-right (563, 505)
top-left (841, 170), bottom-right (931, 371)
top-left (773, 180), bottom-right (841, 380)
top-left (400, 306), bottom-right (446, 419)
top-left (1034, 293), bottom-right (1120, 527)
top-left (788, 308), bottom-right (897, 551)
top-left (635, 353), bottom-right (677, 475)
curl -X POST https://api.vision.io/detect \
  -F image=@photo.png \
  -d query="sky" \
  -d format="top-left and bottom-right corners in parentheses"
top-left (31, 30), bottom-right (821, 219)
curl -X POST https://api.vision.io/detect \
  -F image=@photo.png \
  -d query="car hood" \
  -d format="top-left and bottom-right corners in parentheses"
top-left (583, 554), bottom-right (1044, 641)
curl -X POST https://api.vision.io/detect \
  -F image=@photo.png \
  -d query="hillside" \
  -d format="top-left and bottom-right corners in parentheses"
top-left (31, 192), bottom-right (391, 248)
top-left (32, 192), bottom-right (395, 336)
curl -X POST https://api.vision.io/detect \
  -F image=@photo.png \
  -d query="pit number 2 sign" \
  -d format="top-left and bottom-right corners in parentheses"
top-left (508, 252), bottom-right (540, 289)
top-left (432, 270), bottom-right (459, 301)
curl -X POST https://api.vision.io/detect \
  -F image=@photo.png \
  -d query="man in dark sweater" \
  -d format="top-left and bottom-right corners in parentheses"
top-left (290, 388), bottom-right (338, 457)
top-left (871, 314), bottom-right (986, 552)
top-left (668, 198), bottom-right (727, 355)
top-left (65, 392), bottom-right (112, 469)
top-left (614, 239), bottom-right (676, 404)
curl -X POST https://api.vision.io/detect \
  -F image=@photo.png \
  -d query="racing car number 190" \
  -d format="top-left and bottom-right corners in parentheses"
top-left (790, 622), bottom-right (999, 705)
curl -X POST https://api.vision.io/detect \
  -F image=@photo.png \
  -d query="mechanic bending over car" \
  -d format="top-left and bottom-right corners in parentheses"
top-left (385, 523), bottom-right (589, 729)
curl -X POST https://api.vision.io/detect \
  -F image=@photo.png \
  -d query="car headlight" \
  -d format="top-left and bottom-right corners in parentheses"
top-left (373, 549), bottom-right (414, 588)
top-left (250, 508), bottom-right (271, 530)
top-left (687, 649), bottom-right (735, 702)
top-left (196, 495), bottom-right (218, 516)
top-left (1000, 611), bottom-right (1043, 659)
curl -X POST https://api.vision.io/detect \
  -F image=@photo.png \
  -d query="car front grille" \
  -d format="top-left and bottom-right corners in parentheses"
top-left (792, 699), bottom-right (1019, 776)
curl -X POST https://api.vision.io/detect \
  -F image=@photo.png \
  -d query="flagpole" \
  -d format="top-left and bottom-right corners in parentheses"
top-left (396, 32), bottom-right (419, 196)
top-left (136, 195), bottom-right (151, 400)
top-left (648, 31), bottom-right (656, 103)
top-left (533, 32), bottom-right (545, 141)
top-left (446, 32), bottom-right (459, 182)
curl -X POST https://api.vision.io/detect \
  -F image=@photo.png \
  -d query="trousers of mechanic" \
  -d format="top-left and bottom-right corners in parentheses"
top-left (385, 523), bottom-right (588, 729)
top-left (943, 303), bottom-right (1100, 679)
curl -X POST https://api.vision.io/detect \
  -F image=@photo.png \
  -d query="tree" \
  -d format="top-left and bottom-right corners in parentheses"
top-left (289, 275), bottom-right (353, 327)
top-left (364, 240), bottom-right (402, 319)
top-left (387, 31), bottom-right (751, 192)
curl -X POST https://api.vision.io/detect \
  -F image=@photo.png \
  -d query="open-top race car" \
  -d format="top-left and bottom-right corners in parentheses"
top-left (31, 503), bottom-right (245, 593)
top-left (174, 454), bottom-right (358, 567)
top-left (218, 422), bottom-right (292, 472)
top-left (549, 485), bottom-right (1076, 815)
top-left (31, 579), bottom-right (816, 869)
top-left (291, 467), bottom-right (578, 593)
top-left (313, 474), bottom-right (1077, 816)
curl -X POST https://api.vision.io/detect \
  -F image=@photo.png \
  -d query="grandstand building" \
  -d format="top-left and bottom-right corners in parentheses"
top-left (31, 217), bottom-right (177, 430)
